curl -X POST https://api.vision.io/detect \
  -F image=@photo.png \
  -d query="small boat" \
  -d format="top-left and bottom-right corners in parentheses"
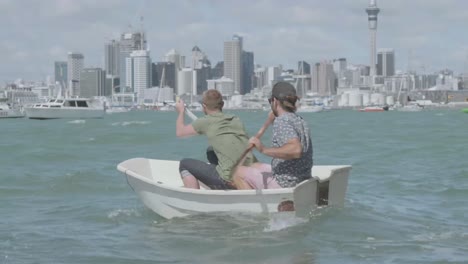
top-left (117, 158), bottom-right (352, 219)
top-left (0, 99), bottom-right (24, 118)
top-left (24, 98), bottom-right (105, 120)
top-left (297, 105), bottom-right (324, 113)
top-left (358, 106), bottom-right (389, 112)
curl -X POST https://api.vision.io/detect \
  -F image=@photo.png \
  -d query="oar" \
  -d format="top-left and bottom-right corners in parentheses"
top-left (184, 107), bottom-right (198, 121)
top-left (231, 113), bottom-right (275, 189)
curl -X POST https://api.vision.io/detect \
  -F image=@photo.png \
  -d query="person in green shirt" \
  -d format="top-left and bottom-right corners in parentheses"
top-left (175, 89), bottom-right (257, 189)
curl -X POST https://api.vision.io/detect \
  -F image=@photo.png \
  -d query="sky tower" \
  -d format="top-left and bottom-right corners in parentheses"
top-left (366, 0), bottom-right (380, 78)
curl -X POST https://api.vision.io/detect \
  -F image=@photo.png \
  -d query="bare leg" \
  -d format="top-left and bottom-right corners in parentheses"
top-left (182, 174), bottom-right (200, 189)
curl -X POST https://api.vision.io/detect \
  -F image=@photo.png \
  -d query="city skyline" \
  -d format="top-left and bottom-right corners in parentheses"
top-left (1, 0), bottom-right (468, 81)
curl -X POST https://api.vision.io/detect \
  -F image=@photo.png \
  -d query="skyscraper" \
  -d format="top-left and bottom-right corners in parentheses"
top-left (366, 0), bottom-right (380, 77)
top-left (105, 40), bottom-right (120, 77)
top-left (80, 68), bottom-right (107, 98)
top-left (151, 62), bottom-right (176, 89)
top-left (298, 61), bottom-right (311, 75)
top-left (377, 49), bottom-right (395, 77)
top-left (119, 32), bottom-right (147, 92)
top-left (212, 61), bottom-right (224, 79)
top-left (224, 35), bottom-right (243, 93)
top-left (67, 52), bottom-right (84, 97)
top-left (312, 62), bottom-right (336, 96)
top-left (126, 50), bottom-right (151, 103)
top-left (242, 51), bottom-right (254, 94)
top-left (54, 61), bottom-right (67, 88)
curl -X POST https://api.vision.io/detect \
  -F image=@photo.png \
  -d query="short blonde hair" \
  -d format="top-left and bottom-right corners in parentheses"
top-left (202, 89), bottom-right (224, 110)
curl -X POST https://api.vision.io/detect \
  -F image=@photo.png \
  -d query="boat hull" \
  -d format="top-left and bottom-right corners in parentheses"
top-left (117, 158), bottom-right (351, 219)
top-left (0, 110), bottom-right (24, 118)
top-left (24, 107), bottom-right (105, 119)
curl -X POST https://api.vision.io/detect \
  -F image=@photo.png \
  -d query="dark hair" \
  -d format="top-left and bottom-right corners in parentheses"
top-left (275, 95), bottom-right (299, 112)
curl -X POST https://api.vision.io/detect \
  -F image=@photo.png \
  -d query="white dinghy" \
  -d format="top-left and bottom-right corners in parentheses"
top-left (117, 158), bottom-right (352, 219)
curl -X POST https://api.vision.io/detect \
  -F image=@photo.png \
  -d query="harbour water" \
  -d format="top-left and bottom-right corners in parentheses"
top-left (1, 110), bottom-right (467, 263)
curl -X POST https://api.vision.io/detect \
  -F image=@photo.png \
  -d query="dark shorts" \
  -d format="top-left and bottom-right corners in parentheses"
top-left (179, 158), bottom-right (235, 190)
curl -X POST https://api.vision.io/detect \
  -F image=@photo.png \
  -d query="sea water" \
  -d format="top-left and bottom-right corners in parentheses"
top-left (1, 109), bottom-right (467, 263)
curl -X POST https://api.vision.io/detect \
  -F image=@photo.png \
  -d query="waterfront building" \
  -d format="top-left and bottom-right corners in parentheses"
top-left (54, 61), bottom-right (68, 89)
top-left (224, 35), bottom-right (243, 93)
top-left (80, 68), bottom-right (107, 98)
top-left (126, 50), bottom-right (151, 104)
top-left (67, 52), bottom-right (84, 97)
top-left (377, 49), bottom-right (395, 77)
top-left (242, 51), bottom-right (254, 94)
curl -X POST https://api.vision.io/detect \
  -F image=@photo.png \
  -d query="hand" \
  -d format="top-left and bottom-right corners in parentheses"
top-left (175, 99), bottom-right (185, 114)
top-left (248, 137), bottom-right (264, 153)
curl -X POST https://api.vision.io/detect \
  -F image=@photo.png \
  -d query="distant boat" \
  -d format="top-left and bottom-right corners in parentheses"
top-left (117, 158), bottom-right (352, 219)
top-left (358, 106), bottom-right (389, 112)
top-left (0, 99), bottom-right (24, 118)
top-left (24, 98), bottom-right (105, 120)
top-left (297, 105), bottom-right (324, 113)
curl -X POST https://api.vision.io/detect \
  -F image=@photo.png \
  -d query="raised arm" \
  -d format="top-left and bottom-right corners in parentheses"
top-left (175, 99), bottom-right (197, 138)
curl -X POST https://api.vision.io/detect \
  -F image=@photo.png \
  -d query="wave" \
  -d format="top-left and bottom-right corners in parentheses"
top-left (111, 121), bottom-right (151, 126)
top-left (67, 120), bottom-right (86, 124)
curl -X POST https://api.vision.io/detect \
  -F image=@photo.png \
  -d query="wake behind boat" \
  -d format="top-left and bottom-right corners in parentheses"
top-left (24, 98), bottom-right (105, 120)
top-left (0, 99), bottom-right (24, 118)
top-left (117, 158), bottom-right (352, 219)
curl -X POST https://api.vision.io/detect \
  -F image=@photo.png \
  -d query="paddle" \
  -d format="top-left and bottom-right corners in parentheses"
top-left (231, 113), bottom-right (275, 189)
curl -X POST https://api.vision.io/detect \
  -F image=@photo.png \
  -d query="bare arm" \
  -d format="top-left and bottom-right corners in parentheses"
top-left (176, 109), bottom-right (197, 138)
top-left (250, 137), bottom-right (302, 160)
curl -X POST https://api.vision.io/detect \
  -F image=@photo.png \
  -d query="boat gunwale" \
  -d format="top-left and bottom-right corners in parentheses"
top-left (117, 158), bottom-right (351, 196)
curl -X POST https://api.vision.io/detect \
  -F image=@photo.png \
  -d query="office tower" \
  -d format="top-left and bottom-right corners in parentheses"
top-left (242, 51), bottom-right (254, 94)
top-left (192, 46), bottom-right (206, 69)
top-left (298, 61), bottom-right (311, 75)
top-left (196, 65), bottom-right (212, 95)
top-left (67, 52), bottom-right (84, 97)
top-left (254, 67), bottom-right (267, 89)
top-left (54, 61), bottom-right (68, 89)
top-left (212, 61), bottom-right (224, 79)
top-left (366, 0), bottom-right (380, 77)
top-left (80, 68), bottom-right (107, 98)
top-left (377, 49), bottom-right (395, 77)
top-left (126, 50), bottom-right (151, 103)
top-left (267, 66), bottom-right (281, 86)
top-left (312, 62), bottom-right (336, 96)
top-left (105, 40), bottom-right (120, 76)
top-left (177, 68), bottom-right (195, 95)
top-left (333, 58), bottom-right (347, 74)
top-left (151, 62), bottom-right (176, 89)
top-left (119, 32), bottom-right (147, 92)
top-left (207, 77), bottom-right (235, 96)
top-left (224, 35), bottom-right (243, 93)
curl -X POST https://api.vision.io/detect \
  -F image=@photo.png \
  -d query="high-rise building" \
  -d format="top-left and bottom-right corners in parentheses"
top-left (105, 40), bottom-right (120, 77)
top-left (224, 35), bottom-right (243, 93)
top-left (312, 61), bottom-right (336, 96)
top-left (177, 68), bottom-right (196, 95)
top-left (80, 68), bottom-right (107, 98)
top-left (192, 46), bottom-right (206, 69)
top-left (333, 58), bottom-right (347, 74)
top-left (254, 67), bottom-right (267, 90)
top-left (212, 61), bottom-right (224, 79)
top-left (377, 49), bottom-right (395, 77)
top-left (54, 61), bottom-right (68, 88)
top-left (267, 66), bottom-right (282, 86)
top-left (242, 51), bottom-right (254, 94)
top-left (151, 62), bottom-right (176, 89)
top-left (126, 50), bottom-right (151, 103)
top-left (67, 52), bottom-right (84, 97)
top-left (196, 66), bottom-right (212, 95)
top-left (119, 32), bottom-right (147, 92)
top-left (298, 61), bottom-right (311, 75)
top-left (366, 0), bottom-right (380, 77)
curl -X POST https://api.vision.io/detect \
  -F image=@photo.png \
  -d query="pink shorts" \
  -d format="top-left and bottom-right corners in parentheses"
top-left (241, 163), bottom-right (281, 189)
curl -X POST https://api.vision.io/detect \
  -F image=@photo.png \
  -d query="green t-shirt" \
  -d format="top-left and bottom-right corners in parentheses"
top-left (192, 112), bottom-right (257, 181)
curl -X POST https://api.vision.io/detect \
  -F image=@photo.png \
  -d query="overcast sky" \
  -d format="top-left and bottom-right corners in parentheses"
top-left (1, 0), bottom-right (468, 81)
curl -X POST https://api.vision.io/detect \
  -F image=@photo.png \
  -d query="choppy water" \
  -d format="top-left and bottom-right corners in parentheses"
top-left (1, 109), bottom-right (467, 263)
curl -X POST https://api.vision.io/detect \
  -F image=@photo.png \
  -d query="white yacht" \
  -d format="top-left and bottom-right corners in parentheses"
top-left (24, 98), bottom-right (105, 120)
top-left (0, 100), bottom-right (24, 118)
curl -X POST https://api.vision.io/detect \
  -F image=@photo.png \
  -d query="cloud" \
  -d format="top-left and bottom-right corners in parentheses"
top-left (1, 0), bottom-right (468, 80)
